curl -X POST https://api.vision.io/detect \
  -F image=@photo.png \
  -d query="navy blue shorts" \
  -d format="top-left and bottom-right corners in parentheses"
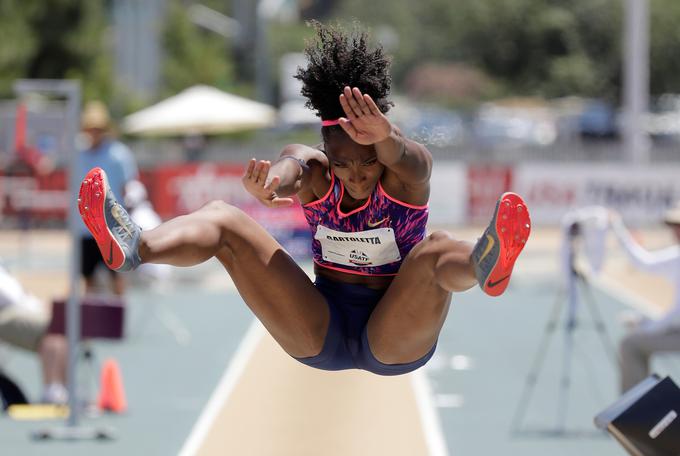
top-left (295, 276), bottom-right (437, 376)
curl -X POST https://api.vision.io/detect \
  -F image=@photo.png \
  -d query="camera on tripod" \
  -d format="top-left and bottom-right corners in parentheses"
top-left (512, 206), bottom-right (617, 436)
top-left (563, 207), bottom-right (609, 281)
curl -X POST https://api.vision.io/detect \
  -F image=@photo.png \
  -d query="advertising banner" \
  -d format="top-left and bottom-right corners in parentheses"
top-left (0, 169), bottom-right (68, 223)
top-left (149, 163), bottom-right (311, 258)
top-left (514, 164), bottom-right (680, 225)
top-left (467, 165), bottom-right (514, 224)
top-left (428, 162), bottom-right (468, 227)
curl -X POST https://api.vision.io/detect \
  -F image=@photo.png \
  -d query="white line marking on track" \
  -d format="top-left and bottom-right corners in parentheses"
top-left (178, 319), bottom-right (264, 456)
top-left (411, 369), bottom-right (449, 456)
top-left (450, 354), bottom-right (474, 371)
top-left (434, 393), bottom-right (465, 408)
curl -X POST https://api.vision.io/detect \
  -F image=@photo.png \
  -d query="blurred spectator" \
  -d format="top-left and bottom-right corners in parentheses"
top-left (610, 204), bottom-right (680, 392)
top-left (0, 263), bottom-right (68, 404)
top-left (182, 132), bottom-right (206, 162)
top-left (77, 101), bottom-right (139, 296)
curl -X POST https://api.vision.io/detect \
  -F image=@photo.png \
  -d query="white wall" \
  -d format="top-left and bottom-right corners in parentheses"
top-left (514, 163), bottom-right (680, 225)
top-left (428, 163), bottom-right (467, 226)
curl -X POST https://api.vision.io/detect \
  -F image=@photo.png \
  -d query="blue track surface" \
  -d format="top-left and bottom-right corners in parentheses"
top-left (2, 274), bottom-right (679, 455)
top-left (427, 278), bottom-right (680, 455)
top-left (0, 285), bottom-right (253, 456)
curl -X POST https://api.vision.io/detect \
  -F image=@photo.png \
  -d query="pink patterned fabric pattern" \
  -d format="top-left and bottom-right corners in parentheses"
top-left (302, 172), bottom-right (429, 276)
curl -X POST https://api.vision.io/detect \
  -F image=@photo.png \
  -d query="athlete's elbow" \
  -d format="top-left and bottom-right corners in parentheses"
top-left (279, 144), bottom-right (306, 159)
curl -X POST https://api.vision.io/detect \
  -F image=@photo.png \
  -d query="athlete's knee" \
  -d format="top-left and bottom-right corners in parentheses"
top-left (411, 232), bottom-right (473, 292)
top-left (433, 232), bottom-right (472, 263)
top-left (412, 231), bottom-right (452, 258)
top-left (425, 231), bottom-right (468, 253)
top-left (410, 231), bottom-right (468, 269)
top-left (428, 230), bottom-right (453, 242)
top-left (200, 199), bottom-right (239, 217)
top-left (151, 201), bottom-right (242, 253)
top-left (199, 200), bottom-right (248, 233)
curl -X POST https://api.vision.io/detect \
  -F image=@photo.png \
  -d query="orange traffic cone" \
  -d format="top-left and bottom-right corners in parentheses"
top-left (97, 358), bottom-right (127, 413)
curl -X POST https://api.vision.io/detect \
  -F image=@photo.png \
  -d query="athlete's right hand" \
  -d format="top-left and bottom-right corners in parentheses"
top-left (242, 159), bottom-right (294, 207)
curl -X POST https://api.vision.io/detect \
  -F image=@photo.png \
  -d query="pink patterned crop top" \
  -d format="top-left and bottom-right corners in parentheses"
top-left (302, 172), bottom-right (429, 276)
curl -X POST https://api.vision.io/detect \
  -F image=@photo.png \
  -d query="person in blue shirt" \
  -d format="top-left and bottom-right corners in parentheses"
top-left (77, 101), bottom-right (138, 296)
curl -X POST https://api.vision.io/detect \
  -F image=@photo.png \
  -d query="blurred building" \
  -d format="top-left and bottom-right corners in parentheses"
top-left (113, 0), bottom-right (167, 101)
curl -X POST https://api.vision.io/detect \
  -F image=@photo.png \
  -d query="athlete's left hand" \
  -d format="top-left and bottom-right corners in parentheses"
top-left (338, 86), bottom-right (391, 145)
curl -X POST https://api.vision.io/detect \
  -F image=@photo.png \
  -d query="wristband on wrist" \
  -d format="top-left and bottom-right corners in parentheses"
top-left (278, 155), bottom-right (308, 177)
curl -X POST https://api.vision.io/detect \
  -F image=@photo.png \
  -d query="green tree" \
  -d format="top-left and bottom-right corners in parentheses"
top-left (160, 0), bottom-right (236, 97)
top-left (0, 1), bottom-right (38, 97)
top-left (330, 0), bottom-right (680, 101)
top-left (649, 0), bottom-right (680, 95)
top-left (0, 0), bottom-right (111, 100)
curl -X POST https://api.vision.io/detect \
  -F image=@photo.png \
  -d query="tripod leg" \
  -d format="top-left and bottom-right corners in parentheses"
top-left (579, 276), bottom-right (620, 365)
top-left (554, 271), bottom-right (581, 433)
top-left (572, 334), bottom-right (608, 404)
top-left (556, 320), bottom-right (575, 433)
top-left (511, 288), bottom-right (565, 433)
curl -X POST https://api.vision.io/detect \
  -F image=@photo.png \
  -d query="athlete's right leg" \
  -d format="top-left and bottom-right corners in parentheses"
top-left (141, 200), bottom-right (331, 357)
top-left (79, 168), bottom-right (329, 358)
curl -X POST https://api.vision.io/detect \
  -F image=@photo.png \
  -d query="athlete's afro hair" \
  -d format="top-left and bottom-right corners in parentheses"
top-left (295, 21), bottom-right (393, 123)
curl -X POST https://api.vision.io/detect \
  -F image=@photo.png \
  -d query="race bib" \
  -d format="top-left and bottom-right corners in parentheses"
top-left (315, 224), bottom-right (401, 268)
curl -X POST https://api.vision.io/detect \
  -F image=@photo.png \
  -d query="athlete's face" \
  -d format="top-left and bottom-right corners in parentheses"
top-left (326, 134), bottom-right (384, 201)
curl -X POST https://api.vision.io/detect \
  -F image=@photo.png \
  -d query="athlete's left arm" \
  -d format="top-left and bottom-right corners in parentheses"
top-left (337, 86), bottom-right (431, 185)
top-left (373, 127), bottom-right (432, 185)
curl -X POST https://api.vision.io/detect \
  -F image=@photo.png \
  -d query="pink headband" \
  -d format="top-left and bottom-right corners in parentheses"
top-left (321, 119), bottom-right (342, 127)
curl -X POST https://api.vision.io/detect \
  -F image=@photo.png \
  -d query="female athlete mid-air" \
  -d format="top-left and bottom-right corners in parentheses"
top-left (77, 22), bottom-right (531, 376)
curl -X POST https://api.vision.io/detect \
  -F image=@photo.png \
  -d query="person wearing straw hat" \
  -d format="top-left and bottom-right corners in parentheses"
top-left (610, 203), bottom-right (680, 392)
top-left (77, 101), bottom-right (139, 296)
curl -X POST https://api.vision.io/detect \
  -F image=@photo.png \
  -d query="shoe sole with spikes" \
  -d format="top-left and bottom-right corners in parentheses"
top-left (77, 167), bottom-right (140, 271)
top-left (471, 192), bottom-right (531, 297)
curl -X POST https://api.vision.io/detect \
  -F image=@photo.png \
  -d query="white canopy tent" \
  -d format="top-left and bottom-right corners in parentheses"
top-left (121, 85), bottom-right (277, 135)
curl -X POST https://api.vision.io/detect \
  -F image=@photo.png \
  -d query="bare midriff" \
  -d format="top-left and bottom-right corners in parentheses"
top-left (314, 264), bottom-right (394, 290)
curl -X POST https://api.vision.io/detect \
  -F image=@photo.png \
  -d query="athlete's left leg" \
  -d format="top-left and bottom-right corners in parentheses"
top-left (366, 231), bottom-right (472, 364)
top-left (367, 193), bottom-right (530, 365)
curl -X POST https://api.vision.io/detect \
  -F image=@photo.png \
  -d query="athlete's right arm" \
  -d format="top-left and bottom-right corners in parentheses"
top-left (275, 144), bottom-right (329, 204)
top-left (241, 144), bottom-right (329, 207)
